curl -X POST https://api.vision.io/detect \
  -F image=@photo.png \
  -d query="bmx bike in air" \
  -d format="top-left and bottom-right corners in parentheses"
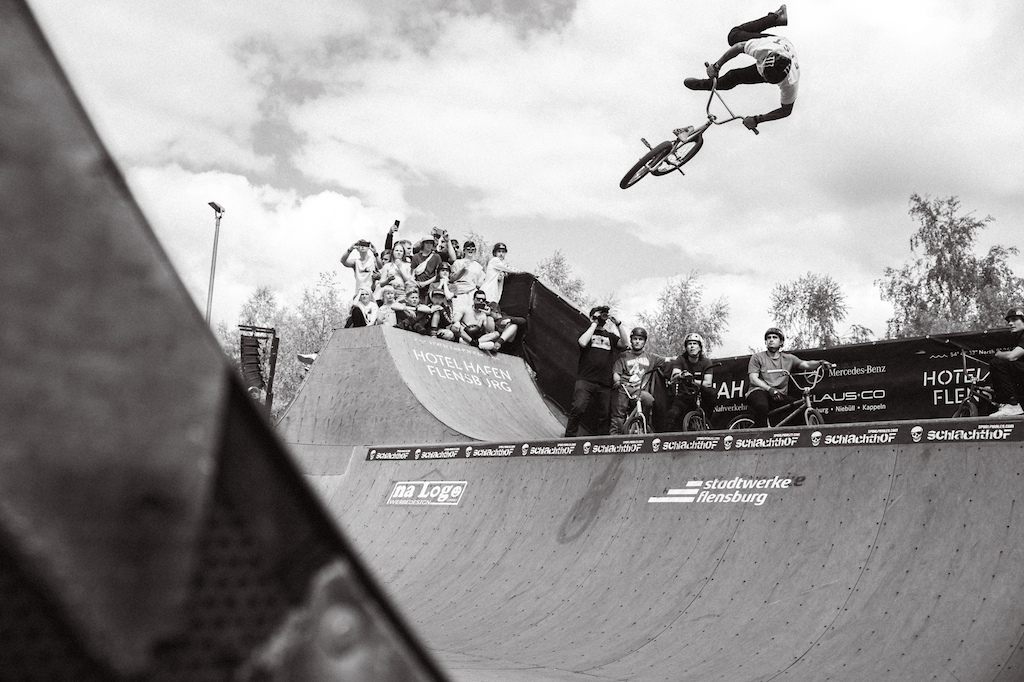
top-left (619, 65), bottom-right (758, 190)
top-left (727, 362), bottom-right (833, 430)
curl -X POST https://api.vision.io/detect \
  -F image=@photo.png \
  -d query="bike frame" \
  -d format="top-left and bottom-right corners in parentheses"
top-left (761, 365), bottom-right (827, 428)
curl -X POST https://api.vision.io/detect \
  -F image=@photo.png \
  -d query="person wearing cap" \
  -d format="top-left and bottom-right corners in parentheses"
top-left (745, 327), bottom-right (830, 428)
top-left (481, 242), bottom-right (519, 305)
top-left (988, 308), bottom-right (1024, 417)
top-left (564, 306), bottom-right (630, 437)
top-left (410, 234), bottom-right (443, 298)
top-left (450, 240), bottom-right (485, 321)
top-left (609, 327), bottom-right (665, 435)
top-left (478, 301), bottom-right (526, 353)
top-left (340, 239), bottom-right (382, 296)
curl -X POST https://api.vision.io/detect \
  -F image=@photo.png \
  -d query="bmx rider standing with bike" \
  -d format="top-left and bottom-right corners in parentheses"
top-left (989, 307), bottom-right (1024, 417)
top-left (684, 5), bottom-right (798, 132)
top-left (746, 327), bottom-right (829, 428)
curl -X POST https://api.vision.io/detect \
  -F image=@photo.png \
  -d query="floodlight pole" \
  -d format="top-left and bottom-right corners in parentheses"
top-left (205, 202), bottom-right (225, 324)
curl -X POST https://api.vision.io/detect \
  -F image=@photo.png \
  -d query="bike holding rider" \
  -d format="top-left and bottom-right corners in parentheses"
top-left (609, 327), bottom-right (666, 435)
top-left (746, 327), bottom-right (830, 428)
top-left (684, 5), bottom-right (798, 133)
top-left (661, 333), bottom-right (717, 432)
top-left (989, 307), bottom-right (1024, 417)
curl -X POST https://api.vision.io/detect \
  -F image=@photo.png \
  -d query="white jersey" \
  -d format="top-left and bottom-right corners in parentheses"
top-left (744, 36), bottom-right (799, 105)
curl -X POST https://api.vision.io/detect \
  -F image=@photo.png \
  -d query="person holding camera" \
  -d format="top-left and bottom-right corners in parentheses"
top-left (564, 306), bottom-right (629, 438)
top-left (340, 239), bottom-right (382, 296)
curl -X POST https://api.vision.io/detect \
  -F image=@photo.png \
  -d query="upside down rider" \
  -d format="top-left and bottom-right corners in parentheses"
top-left (684, 4), bottom-right (798, 133)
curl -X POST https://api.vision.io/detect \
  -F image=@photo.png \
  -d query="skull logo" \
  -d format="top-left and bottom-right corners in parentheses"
top-left (521, 443), bottom-right (530, 456)
top-left (583, 441), bottom-right (592, 454)
top-left (911, 426), bottom-right (924, 443)
top-left (652, 437), bottom-right (662, 452)
top-left (724, 435), bottom-right (734, 450)
top-left (811, 431), bottom-right (822, 446)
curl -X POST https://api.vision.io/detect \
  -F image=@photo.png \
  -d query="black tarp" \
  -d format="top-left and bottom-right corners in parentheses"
top-left (500, 274), bottom-right (1016, 431)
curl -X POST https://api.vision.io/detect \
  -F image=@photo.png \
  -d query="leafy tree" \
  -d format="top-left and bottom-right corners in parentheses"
top-left (769, 272), bottom-right (849, 349)
top-left (535, 250), bottom-right (592, 308)
top-left (877, 194), bottom-right (1024, 337)
top-left (842, 324), bottom-right (875, 345)
top-left (637, 272), bottom-right (729, 355)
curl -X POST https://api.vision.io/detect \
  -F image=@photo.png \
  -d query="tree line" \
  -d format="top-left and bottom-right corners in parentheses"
top-left (223, 194), bottom-right (1024, 420)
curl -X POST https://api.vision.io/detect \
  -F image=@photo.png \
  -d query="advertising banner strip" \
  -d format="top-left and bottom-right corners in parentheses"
top-left (366, 420), bottom-right (1023, 461)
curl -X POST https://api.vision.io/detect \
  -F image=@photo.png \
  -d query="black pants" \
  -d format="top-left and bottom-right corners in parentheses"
top-left (990, 356), bottom-right (1024, 404)
top-left (664, 386), bottom-right (717, 432)
top-left (565, 379), bottom-right (611, 437)
top-left (746, 388), bottom-right (793, 428)
top-left (714, 11), bottom-right (784, 90)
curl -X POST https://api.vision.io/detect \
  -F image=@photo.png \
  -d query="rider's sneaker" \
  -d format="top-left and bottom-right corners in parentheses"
top-left (773, 4), bottom-right (788, 26)
top-left (992, 402), bottom-right (1024, 417)
top-left (684, 77), bottom-right (712, 91)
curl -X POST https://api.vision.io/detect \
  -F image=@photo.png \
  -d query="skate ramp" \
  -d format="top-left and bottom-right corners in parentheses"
top-left (303, 421), bottom-right (1024, 681)
top-left (278, 325), bottom-right (565, 452)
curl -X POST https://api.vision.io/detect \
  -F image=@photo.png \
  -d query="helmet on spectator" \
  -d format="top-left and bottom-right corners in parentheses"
top-left (1005, 307), bottom-right (1024, 322)
top-left (762, 53), bottom-right (792, 84)
top-left (684, 333), bottom-right (705, 350)
top-left (428, 283), bottom-right (446, 299)
top-left (630, 327), bottom-right (648, 340)
top-left (764, 327), bottom-right (785, 344)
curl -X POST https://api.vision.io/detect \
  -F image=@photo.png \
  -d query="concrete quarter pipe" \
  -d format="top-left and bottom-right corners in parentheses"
top-left (292, 420), bottom-right (1024, 681)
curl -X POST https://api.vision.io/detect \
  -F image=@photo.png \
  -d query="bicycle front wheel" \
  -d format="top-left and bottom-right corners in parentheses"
top-left (728, 413), bottom-right (756, 430)
top-left (804, 409), bottom-right (824, 426)
top-left (624, 414), bottom-right (648, 435)
top-left (620, 141), bottom-right (673, 189)
top-left (651, 136), bottom-right (704, 176)
top-left (681, 410), bottom-right (706, 432)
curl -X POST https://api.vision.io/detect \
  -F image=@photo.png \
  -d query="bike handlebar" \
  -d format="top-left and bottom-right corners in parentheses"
top-left (705, 63), bottom-right (759, 135)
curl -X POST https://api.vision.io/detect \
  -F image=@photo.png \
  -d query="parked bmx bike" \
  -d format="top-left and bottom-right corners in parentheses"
top-left (727, 362), bottom-right (833, 430)
top-left (951, 351), bottom-right (994, 418)
top-left (619, 65), bottom-right (758, 189)
top-left (621, 382), bottom-right (651, 435)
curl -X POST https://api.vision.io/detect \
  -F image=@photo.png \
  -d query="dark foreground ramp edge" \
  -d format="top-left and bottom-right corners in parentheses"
top-left (1, 2), bottom-right (446, 679)
top-left (288, 420), bottom-right (1024, 682)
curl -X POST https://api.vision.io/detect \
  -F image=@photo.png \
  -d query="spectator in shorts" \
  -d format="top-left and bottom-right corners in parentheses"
top-left (340, 240), bottom-right (381, 295)
top-left (479, 301), bottom-right (526, 352)
top-left (459, 289), bottom-right (495, 347)
top-left (345, 288), bottom-right (378, 328)
top-left (609, 327), bottom-right (665, 434)
top-left (564, 306), bottom-right (629, 437)
top-left (450, 241), bottom-right (485, 321)
top-left (481, 242), bottom-right (518, 304)
top-left (989, 307), bottom-right (1024, 417)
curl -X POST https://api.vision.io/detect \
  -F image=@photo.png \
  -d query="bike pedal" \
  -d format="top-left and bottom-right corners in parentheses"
top-left (641, 137), bottom-right (651, 150)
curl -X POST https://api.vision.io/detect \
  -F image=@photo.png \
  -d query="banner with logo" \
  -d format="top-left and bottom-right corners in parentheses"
top-left (366, 419), bottom-right (1023, 460)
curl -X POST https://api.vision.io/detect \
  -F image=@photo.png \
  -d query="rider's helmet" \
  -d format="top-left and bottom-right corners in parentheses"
top-left (630, 327), bottom-right (648, 340)
top-left (1005, 307), bottom-right (1024, 322)
top-left (762, 53), bottom-right (792, 84)
top-left (765, 327), bottom-right (785, 344)
top-left (684, 333), bottom-right (705, 351)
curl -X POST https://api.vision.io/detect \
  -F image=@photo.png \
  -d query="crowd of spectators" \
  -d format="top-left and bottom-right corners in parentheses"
top-left (340, 222), bottom-right (524, 353)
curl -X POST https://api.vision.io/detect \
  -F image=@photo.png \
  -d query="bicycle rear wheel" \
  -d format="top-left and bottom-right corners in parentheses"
top-left (651, 136), bottom-right (704, 176)
top-left (620, 141), bottom-right (673, 189)
top-left (728, 413), bottom-right (756, 430)
top-left (804, 409), bottom-right (824, 426)
top-left (681, 410), bottom-right (706, 432)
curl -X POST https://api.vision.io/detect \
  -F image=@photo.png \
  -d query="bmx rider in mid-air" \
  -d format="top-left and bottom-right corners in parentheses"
top-left (684, 5), bottom-right (798, 132)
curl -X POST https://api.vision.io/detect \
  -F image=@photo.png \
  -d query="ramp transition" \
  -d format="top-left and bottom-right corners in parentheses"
top-left (278, 325), bottom-right (565, 450)
top-left (294, 420), bottom-right (1024, 681)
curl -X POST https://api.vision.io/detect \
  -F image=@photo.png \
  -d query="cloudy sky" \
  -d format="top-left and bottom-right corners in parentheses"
top-left (28, 0), bottom-right (1024, 355)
